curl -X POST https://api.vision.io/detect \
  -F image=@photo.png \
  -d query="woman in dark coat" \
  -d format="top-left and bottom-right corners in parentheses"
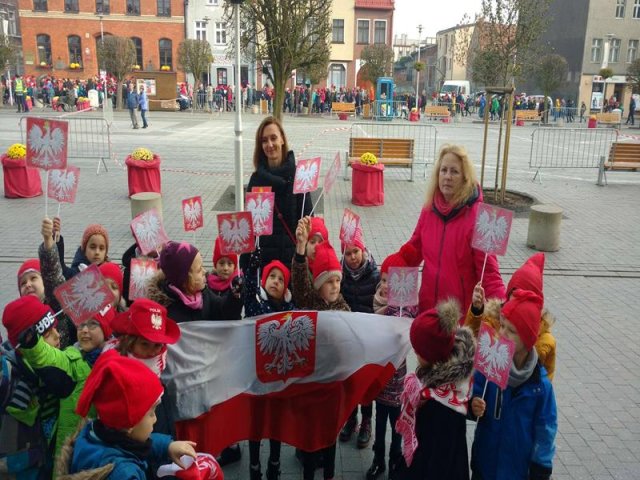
top-left (241, 116), bottom-right (311, 272)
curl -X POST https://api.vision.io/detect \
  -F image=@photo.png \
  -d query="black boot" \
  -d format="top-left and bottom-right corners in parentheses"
top-left (357, 417), bottom-right (372, 449)
top-left (388, 454), bottom-right (406, 480)
top-left (217, 443), bottom-right (242, 466)
top-left (339, 413), bottom-right (357, 442)
top-left (266, 460), bottom-right (280, 480)
top-left (365, 458), bottom-right (385, 480)
top-left (250, 463), bottom-right (262, 480)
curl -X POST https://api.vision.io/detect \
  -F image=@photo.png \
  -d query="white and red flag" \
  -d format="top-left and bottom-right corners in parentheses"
top-left (54, 264), bottom-right (115, 325)
top-left (472, 203), bottom-right (513, 256)
top-left (129, 258), bottom-right (158, 301)
top-left (474, 323), bottom-right (515, 390)
top-left (47, 166), bottom-right (80, 203)
top-left (163, 311), bottom-right (412, 454)
top-left (26, 117), bottom-right (69, 170)
top-left (217, 212), bottom-right (254, 255)
top-left (339, 208), bottom-right (361, 247)
top-left (323, 152), bottom-right (341, 197)
top-left (131, 208), bottom-right (169, 255)
top-left (387, 267), bottom-right (420, 308)
top-left (182, 196), bottom-right (204, 232)
top-left (245, 191), bottom-right (275, 237)
top-left (293, 157), bottom-right (321, 194)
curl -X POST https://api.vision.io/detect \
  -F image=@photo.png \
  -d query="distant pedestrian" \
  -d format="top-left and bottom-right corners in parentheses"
top-left (580, 101), bottom-right (586, 122)
top-left (138, 85), bottom-right (148, 129)
top-left (626, 97), bottom-right (636, 125)
top-left (126, 83), bottom-right (139, 129)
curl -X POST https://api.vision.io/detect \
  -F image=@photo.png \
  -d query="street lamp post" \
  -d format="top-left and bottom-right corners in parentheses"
top-left (416, 24), bottom-right (422, 110)
top-left (230, 0), bottom-right (244, 211)
top-left (202, 16), bottom-right (211, 86)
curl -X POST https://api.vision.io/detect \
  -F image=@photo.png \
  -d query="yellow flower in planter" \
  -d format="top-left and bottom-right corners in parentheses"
top-left (6, 143), bottom-right (27, 160)
top-left (160, 65), bottom-right (171, 71)
top-left (360, 152), bottom-right (378, 166)
top-left (131, 147), bottom-right (154, 161)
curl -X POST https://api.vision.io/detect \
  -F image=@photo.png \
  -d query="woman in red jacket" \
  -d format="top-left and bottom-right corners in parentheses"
top-left (406, 144), bottom-right (505, 316)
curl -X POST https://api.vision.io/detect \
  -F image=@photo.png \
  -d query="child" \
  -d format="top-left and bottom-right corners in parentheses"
top-left (243, 247), bottom-right (296, 480)
top-left (339, 230), bottom-right (380, 448)
top-left (366, 245), bottom-right (420, 480)
top-left (60, 223), bottom-right (110, 279)
top-left (306, 216), bottom-right (328, 269)
top-left (57, 350), bottom-right (197, 478)
top-left (147, 241), bottom-right (243, 323)
top-left (470, 290), bottom-right (557, 480)
top-left (292, 217), bottom-right (349, 480)
top-left (397, 299), bottom-right (475, 480)
top-left (17, 258), bottom-right (45, 302)
top-left (98, 262), bottom-right (125, 311)
top-left (465, 253), bottom-right (556, 381)
top-left (208, 238), bottom-right (243, 322)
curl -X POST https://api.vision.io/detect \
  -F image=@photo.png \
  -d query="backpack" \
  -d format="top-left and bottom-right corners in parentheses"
top-left (0, 342), bottom-right (48, 476)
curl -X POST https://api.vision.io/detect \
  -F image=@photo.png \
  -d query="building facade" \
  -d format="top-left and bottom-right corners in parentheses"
top-left (353, 0), bottom-right (394, 89)
top-left (1, 0), bottom-right (22, 74)
top-left (436, 23), bottom-right (475, 84)
top-left (17, 0), bottom-right (184, 80)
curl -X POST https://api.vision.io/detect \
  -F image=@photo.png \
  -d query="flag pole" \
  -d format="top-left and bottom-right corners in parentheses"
top-left (300, 192), bottom-right (306, 219)
top-left (479, 253), bottom-right (488, 284)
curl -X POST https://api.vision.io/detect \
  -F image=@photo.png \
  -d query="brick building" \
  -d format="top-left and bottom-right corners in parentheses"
top-left (17, 0), bottom-right (184, 80)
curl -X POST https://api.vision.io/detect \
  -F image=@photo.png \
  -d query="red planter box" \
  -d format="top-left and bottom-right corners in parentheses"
top-left (588, 118), bottom-right (597, 129)
top-left (351, 163), bottom-right (384, 206)
top-left (125, 155), bottom-right (161, 197)
top-left (1, 154), bottom-right (43, 198)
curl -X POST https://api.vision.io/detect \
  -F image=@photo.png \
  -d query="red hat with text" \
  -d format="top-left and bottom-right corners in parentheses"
top-left (111, 298), bottom-right (180, 344)
top-left (2, 295), bottom-right (56, 348)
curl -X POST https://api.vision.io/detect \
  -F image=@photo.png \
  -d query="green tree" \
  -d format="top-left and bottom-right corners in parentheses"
top-left (469, 49), bottom-right (502, 86)
top-left (224, 0), bottom-right (332, 122)
top-left (534, 53), bottom-right (567, 100)
top-left (177, 39), bottom-right (213, 94)
top-left (360, 44), bottom-right (394, 85)
top-left (97, 36), bottom-right (136, 110)
top-left (0, 35), bottom-right (17, 70)
top-left (627, 58), bottom-right (640, 92)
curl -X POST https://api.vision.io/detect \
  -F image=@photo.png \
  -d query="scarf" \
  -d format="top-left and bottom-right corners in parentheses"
top-left (83, 347), bottom-right (102, 367)
top-left (128, 346), bottom-right (168, 377)
top-left (344, 251), bottom-right (371, 282)
top-left (508, 348), bottom-right (538, 388)
top-left (373, 288), bottom-right (387, 314)
top-left (92, 420), bottom-right (152, 460)
top-left (168, 284), bottom-right (203, 310)
top-left (432, 189), bottom-right (455, 217)
top-left (207, 272), bottom-right (234, 293)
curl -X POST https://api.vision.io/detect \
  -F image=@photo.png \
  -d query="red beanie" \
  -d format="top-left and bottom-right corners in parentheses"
top-left (76, 350), bottom-right (163, 429)
top-left (81, 224), bottom-right (110, 254)
top-left (212, 237), bottom-right (238, 269)
top-left (261, 260), bottom-right (291, 290)
top-left (2, 296), bottom-right (55, 348)
top-left (381, 244), bottom-right (421, 274)
top-left (17, 259), bottom-right (41, 290)
top-left (110, 298), bottom-right (181, 344)
top-left (506, 253), bottom-right (544, 300)
top-left (312, 242), bottom-right (342, 290)
top-left (94, 304), bottom-right (115, 339)
top-left (410, 299), bottom-right (461, 364)
top-left (501, 289), bottom-right (543, 351)
top-left (99, 262), bottom-right (124, 295)
top-left (309, 217), bottom-right (329, 242)
top-left (341, 227), bottom-right (365, 254)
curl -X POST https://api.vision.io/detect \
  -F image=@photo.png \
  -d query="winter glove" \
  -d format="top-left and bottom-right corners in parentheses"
top-left (231, 275), bottom-right (244, 295)
top-left (18, 310), bottom-right (56, 349)
top-left (249, 248), bottom-right (262, 269)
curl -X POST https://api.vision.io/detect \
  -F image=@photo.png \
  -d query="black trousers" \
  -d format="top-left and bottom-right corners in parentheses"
top-left (302, 443), bottom-right (336, 480)
top-left (373, 401), bottom-right (402, 462)
top-left (249, 439), bottom-right (281, 466)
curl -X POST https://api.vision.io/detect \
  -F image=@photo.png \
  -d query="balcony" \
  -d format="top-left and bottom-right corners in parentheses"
top-left (355, 0), bottom-right (394, 10)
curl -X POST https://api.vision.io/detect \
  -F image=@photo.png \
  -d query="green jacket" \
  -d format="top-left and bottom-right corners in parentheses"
top-left (20, 337), bottom-right (93, 473)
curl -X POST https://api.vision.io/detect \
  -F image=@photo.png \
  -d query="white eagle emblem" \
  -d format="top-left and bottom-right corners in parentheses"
top-left (475, 208), bottom-right (509, 252)
top-left (28, 120), bottom-right (67, 168)
top-left (151, 312), bottom-right (163, 330)
top-left (257, 314), bottom-right (315, 375)
top-left (476, 329), bottom-right (512, 378)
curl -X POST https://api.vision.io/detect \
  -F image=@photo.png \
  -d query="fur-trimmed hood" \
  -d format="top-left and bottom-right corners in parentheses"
top-left (56, 420), bottom-right (114, 480)
top-left (145, 272), bottom-right (175, 307)
top-left (417, 326), bottom-right (476, 389)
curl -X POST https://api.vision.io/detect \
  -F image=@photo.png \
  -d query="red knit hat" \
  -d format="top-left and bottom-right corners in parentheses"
top-left (309, 217), bottom-right (329, 242)
top-left (76, 350), bottom-right (163, 429)
top-left (2, 296), bottom-right (56, 348)
top-left (506, 253), bottom-right (545, 300)
top-left (212, 237), bottom-right (238, 269)
top-left (99, 262), bottom-right (124, 295)
top-left (341, 227), bottom-right (365, 254)
top-left (261, 260), bottom-right (291, 290)
top-left (17, 259), bottom-right (41, 290)
top-left (110, 298), bottom-right (180, 344)
top-left (81, 224), bottom-right (110, 254)
top-left (501, 289), bottom-right (543, 351)
top-left (410, 299), bottom-right (461, 364)
top-left (312, 242), bottom-right (342, 290)
top-left (159, 241), bottom-right (199, 288)
top-left (381, 244), bottom-right (421, 274)
top-left (94, 304), bottom-right (115, 339)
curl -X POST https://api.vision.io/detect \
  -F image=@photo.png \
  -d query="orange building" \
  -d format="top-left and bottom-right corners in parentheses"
top-left (17, 0), bottom-right (184, 80)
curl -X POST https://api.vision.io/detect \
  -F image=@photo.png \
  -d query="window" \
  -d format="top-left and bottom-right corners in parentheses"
top-left (64, 0), bottom-right (78, 12)
top-left (634, 0), bottom-right (640, 18)
top-left (195, 21), bottom-right (207, 41)
top-left (33, 0), bottom-right (47, 11)
top-left (609, 38), bottom-right (621, 62)
top-left (217, 68), bottom-right (227, 85)
top-left (214, 22), bottom-right (226, 44)
top-left (131, 37), bottom-right (143, 67)
top-left (36, 34), bottom-right (52, 65)
top-left (6, 11), bottom-right (17, 35)
top-left (357, 20), bottom-right (370, 44)
top-left (591, 38), bottom-right (602, 62)
top-left (207, 0), bottom-right (219, 4)
top-left (68, 35), bottom-right (82, 66)
top-left (127, 0), bottom-right (140, 15)
top-left (96, 0), bottom-right (110, 14)
top-left (329, 63), bottom-right (346, 88)
top-left (159, 38), bottom-right (172, 69)
top-left (628, 39), bottom-right (639, 62)
top-left (374, 20), bottom-right (386, 44)
top-left (616, 0), bottom-right (626, 17)
top-left (157, 0), bottom-right (170, 16)
top-left (332, 19), bottom-right (344, 43)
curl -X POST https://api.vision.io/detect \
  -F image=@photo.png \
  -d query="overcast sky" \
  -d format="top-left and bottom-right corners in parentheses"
top-left (393, 0), bottom-right (483, 39)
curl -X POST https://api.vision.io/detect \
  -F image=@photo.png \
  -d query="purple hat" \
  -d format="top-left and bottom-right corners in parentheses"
top-left (159, 241), bottom-right (199, 288)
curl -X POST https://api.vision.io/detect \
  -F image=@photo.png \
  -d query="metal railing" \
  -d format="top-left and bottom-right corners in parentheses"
top-left (371, 100), bottom-right (409, 121)
top-left (529, 127), bottom-right (617, 181)
top-left (20, 115), bottom-right (115, 174)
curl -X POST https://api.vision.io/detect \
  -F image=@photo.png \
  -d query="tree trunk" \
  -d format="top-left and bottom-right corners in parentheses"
top-left (272, 66), bottom-right (286, 122)
top-left (116, 79), bottom-right (123, 110)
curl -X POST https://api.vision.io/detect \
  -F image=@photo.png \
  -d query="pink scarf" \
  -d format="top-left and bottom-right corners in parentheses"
top-left (169, 284), bottom-right (203, 310)
top-left (206, 271), bottom-right (238, 293)
top-left (432, 189), bottom-right (455, 217)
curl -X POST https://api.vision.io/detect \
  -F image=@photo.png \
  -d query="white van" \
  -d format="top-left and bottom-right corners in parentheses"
top-left (440, 80), bottom-right (471, 99)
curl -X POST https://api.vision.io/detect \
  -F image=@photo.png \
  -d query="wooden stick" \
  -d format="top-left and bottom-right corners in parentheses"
top-left (310, 189), bottom-right (324, 216)
top-left (479, 252), bottom-right (489, 284)
top-left (300, 192), bottom-right (306, 219)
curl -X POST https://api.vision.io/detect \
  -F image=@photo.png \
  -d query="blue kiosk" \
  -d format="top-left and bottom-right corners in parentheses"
top-left (374, 77), bottom-right (394, 121)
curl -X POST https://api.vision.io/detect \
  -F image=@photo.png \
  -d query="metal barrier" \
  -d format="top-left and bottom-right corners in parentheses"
top-left (348, 122), bottom-right (438, 180)
top-left (372, 100), bottom-right (409, 120)
top-left (529, 127), bottom-right (617, 181)
top-left (20, 115), bottom-right (115, 174)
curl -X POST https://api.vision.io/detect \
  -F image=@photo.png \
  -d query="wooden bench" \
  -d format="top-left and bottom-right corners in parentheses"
top-left (604, 142), bottom-right (640, 171)
top-left (345, 137), bottom-right (416, 181)
top-left (596, 112), bottom-right (622, 128)
top-left (332, 102), bottom-right (356, 116)
top-left (423, 105), bottom-right (451, 120)
top-left (515, 110), bottom-right (541, 124)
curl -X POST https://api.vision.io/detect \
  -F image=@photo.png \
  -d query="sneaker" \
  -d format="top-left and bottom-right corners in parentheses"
top-left (266, 460), bottom-right (280, 480)
top-left (365, 459), bottom-right (385, 480)
top-left (356, 418), bottom-right (372, 449)
top-left (339, 415), bottom-right (357, 442)
top-left (217, 444), bottom-right (241, 466)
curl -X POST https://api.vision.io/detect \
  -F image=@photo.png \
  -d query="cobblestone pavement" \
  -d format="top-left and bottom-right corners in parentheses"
top-left (0, 108), bottom-right (638, 479)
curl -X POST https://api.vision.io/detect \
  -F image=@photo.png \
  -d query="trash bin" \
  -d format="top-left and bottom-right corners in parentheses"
top-left (587, 117), bottom-right (597, 128)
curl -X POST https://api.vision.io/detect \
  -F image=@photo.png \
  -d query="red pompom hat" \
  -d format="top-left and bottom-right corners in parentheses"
top-left (99, 262), bottom-right (124, 295)
top-left (261, 260), bottom-right (291, 289)
top-left (212, 237), bottom-right (238, 269)
top-left (76, 350), bottom-right (163, 430)
top-left (501, 289), bottom-right (543, 351)
top-left (410, 299), bottom-right (461, 364)
top-left (311, 242), bottom-right (342, 290)
top-left (506, 253), bottom-right (545, 300)
top-left (381, 243), bottom-right (421, 274)
top-left (2, 295), bottom-right (56, 348)
top-left (309, 217), bottom-right (329, 242)
top-left (110, 298), bottom-right (180, 344)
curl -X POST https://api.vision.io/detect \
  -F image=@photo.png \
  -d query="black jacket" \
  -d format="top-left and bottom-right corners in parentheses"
top-left (341, 255), bottom-right (380, 313)
top-left (241, 150), bottom-right (311, 271)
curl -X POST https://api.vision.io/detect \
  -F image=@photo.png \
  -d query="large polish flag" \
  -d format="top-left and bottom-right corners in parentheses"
top-left (163, 311), bottom-right (412, 453)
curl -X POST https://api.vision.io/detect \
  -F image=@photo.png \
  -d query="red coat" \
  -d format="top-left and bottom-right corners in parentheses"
top-left (407, 188), bottom-right (505, 315)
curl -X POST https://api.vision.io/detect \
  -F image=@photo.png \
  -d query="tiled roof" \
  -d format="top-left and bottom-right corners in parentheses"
top-left (355, 0), bottom-right (395, 10)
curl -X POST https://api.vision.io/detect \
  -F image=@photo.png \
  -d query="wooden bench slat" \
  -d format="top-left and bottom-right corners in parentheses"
top-left (348, 137), bottom-right (415, 178)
